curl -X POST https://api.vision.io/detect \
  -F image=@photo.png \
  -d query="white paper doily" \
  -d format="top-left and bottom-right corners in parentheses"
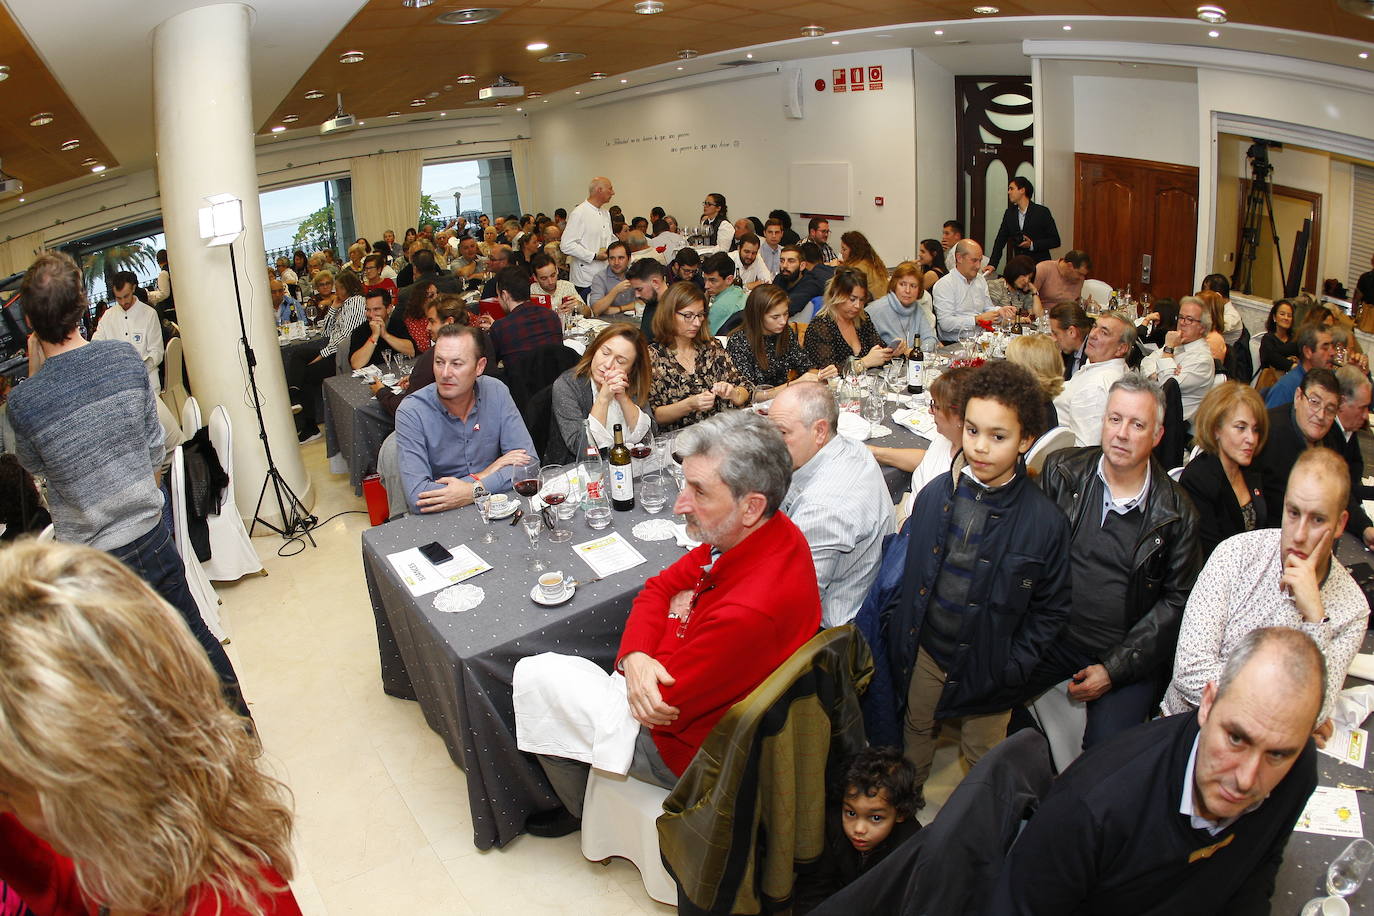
top-left (434, 583), bottom-right (485, 613)
top-left (632, 519), bottom-right (678, 541)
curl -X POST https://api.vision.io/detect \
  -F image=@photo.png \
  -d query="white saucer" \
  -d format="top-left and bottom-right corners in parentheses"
top-left (530, 583), bottom-right (576, 607)
top-left (486, 499), bottom-right (518, 520)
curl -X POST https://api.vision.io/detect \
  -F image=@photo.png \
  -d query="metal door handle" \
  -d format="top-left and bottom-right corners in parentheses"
top-left (1141, 254), bottom-right (1152, 285)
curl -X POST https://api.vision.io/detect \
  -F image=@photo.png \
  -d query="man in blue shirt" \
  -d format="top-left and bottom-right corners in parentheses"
top-left (271, 278), bottom-right (304, 324)
top-left (394, 324), bottom-right (536, 514)
top-left (1264, 324), bottom-right (1334, 408)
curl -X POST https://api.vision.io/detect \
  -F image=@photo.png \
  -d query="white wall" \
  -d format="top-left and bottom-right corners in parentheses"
top-left (1071, 70), bottom-right (1198, 167)
top-left (527, 48), bottom-right (925, 262)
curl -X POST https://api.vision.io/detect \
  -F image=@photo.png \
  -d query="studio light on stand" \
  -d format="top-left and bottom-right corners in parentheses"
top-left (198, 194), bottom-right (318, 547)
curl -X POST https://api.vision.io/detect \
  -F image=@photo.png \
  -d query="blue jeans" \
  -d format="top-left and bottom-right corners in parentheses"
top-left (108, 520), bottom-right (249, 718)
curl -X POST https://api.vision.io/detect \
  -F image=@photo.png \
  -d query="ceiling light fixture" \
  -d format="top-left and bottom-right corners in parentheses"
top-left (515, 107), bottom-right (523, 111)
top-left (427, 90), bottom-right (440, 98)
top-left (270, 126), bottom-right (286, 133)
top-left (437, 8), bottom-right (502, 24)
top-left (676, 65), bottom-right (684, 70)
top-left (411, 98), bottom-right (426, 106)
top-left (305, 89), bottom-right (324, 99)
top-left (800, 24), bottom-right (826, 37)
top-left (456, 74), bottom-right (477, 84)
top-left (678, 49), bottom-right (699, 59)
top-left (539, 51), bottom-right (586, 62)
top-left (1062, 24), bottom-right (1072, 30)
top-left (81, 157), bottom-right (97, 166)
top-left (589, 71), bottom-right (608, 79)
top-left (1207, 28), bottom-right (1220, 36)
top-left (59, 139), bottom-right (80, 151)
top-left (620, 78), bottom-right (628, 83)
top-left (282, 114), bottom-right (299, 123)
top-left (526, 41), bottom-right (549, 51)
top-left (575, 90), bottom-right (581, 94)
top-left (745, 52), bottom-right (753, 58)
top-left (634, 1), bottom-right (665, 13)
top-left (90, 164), bottom-right (105, 173)
top-left (933, 28), bottom-right (944, 34)
top-left (494, 101), bottom-right (507, 107)
top-left (339, 50), bottom-right (365, 64)
top-left (831, 39), bottom-right (840, 44)
top-left (0, 65), bottom-right (9, 81)
top-left (1361, 51), bottom-right (1370, 58)
top-left (527, 90), bottom-right (544, 97)
top-left (28, 113), bottom-right (54, 127)
top-left (973, 5), bottom-right (999, 13)
top-left (1196, 4), bottom-right (1228, 23)
top-left (402, 0), bottom-right (434, 6)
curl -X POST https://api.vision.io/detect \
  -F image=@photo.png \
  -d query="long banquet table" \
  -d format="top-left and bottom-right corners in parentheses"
top-left (322, 373), bottom-right (393, 493)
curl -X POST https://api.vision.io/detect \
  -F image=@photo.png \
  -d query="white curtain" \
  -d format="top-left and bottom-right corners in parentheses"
top-left (349, 150), bottom-right (423, 243)
top-left (510, 138), bottom-right (539, 215)
top-left (0, 228), bottom-right (47, 277)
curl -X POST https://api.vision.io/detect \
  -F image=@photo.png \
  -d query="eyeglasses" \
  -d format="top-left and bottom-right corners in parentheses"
top-left (702, 201), bottom-right (718, 208)
top-left (1303, 393), bottom-right (1339, 419)
top-left (1177, 315), bottom-right (1202, 325)
top-left (676, 310), bottom-right (707, 323)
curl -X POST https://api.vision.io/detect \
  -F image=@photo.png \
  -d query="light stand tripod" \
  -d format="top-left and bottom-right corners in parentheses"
top-left (1231, 139), bottom-right (1285, 296)
top-left (226, 240), bottom-right (317, 546)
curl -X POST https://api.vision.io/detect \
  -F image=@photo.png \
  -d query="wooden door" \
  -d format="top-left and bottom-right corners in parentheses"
top-left (1074, 154), bottom-right (1199, 298)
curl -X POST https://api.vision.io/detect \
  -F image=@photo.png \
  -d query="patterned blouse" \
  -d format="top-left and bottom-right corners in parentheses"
top-left (803, 312), bottom-right (883, 373)
top-left (987, 277), bottom-right (1036, 313)
top-left (404, 316), bottom-right (432, 353)
top-left (726, 328), bottom-right (814, 389)
top-left (649, 338), bottom-right (750, 432)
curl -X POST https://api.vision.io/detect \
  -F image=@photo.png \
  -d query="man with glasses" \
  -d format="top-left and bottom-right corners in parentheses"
top-left (931, 239), bottom-right (1016, 344)
top-left (1253, 368), bottom-right (1343, 527)
top-left (479, 244), bottom-right (511, 299)
top-left (807, 217), bottom-right (838, 265)
top-left (1264, 323), bottom-right (1335, 408)
top-left (1333, 366), bottom-right (1374, 549)
top-left (1140, 296), bottom-right (1215, 421)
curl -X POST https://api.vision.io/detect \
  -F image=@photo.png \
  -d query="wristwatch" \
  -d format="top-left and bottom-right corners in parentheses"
top-left (1162, 346), bottom-right (1175, 354)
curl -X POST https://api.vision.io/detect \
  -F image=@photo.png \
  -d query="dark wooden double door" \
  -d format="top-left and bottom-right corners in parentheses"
top-left (1074, 154), bottom-right (1199, 299)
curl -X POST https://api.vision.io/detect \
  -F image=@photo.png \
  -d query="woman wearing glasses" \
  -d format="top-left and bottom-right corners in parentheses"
top-left (698, 193), bottom-right (732, 250)
top-left (648, 282), bottom-right (750, 432)
top-left (803, 268), bottom-right (896, 374)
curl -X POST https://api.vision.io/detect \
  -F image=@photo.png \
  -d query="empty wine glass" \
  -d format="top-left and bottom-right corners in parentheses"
top-left (862, 391), bottom-right (886, 438)
top-left (1328, 838), bottom-right (1374, 897)
top-left (521, 512), bottom-right (546, 572)
top-left (539, 465), bottom-right (572, 543)
top-left (640, 469), bottom-right (668, 514)
top-left (513, 457), bottom-right (542, 514)
top-left (884, 360), bottom-right (906, 398)
top-left (472, 480), bottom-right (497, 544)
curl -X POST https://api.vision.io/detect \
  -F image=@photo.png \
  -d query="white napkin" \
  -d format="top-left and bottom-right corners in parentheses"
top-left (1346, 654), bottom-right (1374, 683)
top-left (433, 583), bottom-right (484, 613)
top-left (673, 523), bottom-right (702, 549)
top-left (1330, 684), bottom-right (1374, 729)
top-left (353, 366), bottom-right (382, 381)
top-left (632, 519), bottom-right (677, 541)
top-left (837, 411), bottom-right (886, 441)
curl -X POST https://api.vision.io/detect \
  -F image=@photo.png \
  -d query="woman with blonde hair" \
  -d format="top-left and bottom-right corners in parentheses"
top-left (648, 281), bottom-right (750, 432)
top-left (551, 323), bottom-right (654, 461)
top-left (803, 267), bottom-right (894, 373)
top-left (839, 230), bottom-right (889, 298)
top-left (0, 541), bottom-right (298, 916)
top-left (1006, 332), bottom-right (1064, 431)
top-left (1180, 381), bottom-right (1268, 559)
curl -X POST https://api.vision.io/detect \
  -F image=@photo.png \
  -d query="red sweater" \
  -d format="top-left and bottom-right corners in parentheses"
top-left (618, 511), bottom-right (822, 774)
top-left (0, 813), bottom-right (301, 916)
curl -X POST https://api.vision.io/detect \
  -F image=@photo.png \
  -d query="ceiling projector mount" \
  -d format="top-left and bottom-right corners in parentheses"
top-left (320, 94), bottom-right (357, 134)
top-left (0, 159), bottom-right (22, 197)
top-left (479, 75), bottom-right (524, 101)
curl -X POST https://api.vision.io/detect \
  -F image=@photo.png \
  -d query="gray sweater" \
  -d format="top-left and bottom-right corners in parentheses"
top-left (8, 340), bottom-right (165, 549)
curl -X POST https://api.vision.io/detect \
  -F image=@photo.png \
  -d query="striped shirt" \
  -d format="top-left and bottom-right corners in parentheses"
top-left (320, 295), bottom-right (367, 358)
top-left (780, 433), bottom-right (894, 627)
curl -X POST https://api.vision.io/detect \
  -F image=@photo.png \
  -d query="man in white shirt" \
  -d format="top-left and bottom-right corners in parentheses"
top-left (931, 240), bottom-right (1015, 343)
top-left (1139, 296), bottom-right (1215, 421)
top-left (769, 382), bottom-right (892, 627)
top-left (561, 176), bottom-right (616, 300)
top-left (648, 217), bottom-right (686, 264)
top-left (1054, 311), bottom-right (1133, 446)
top-left (93, 271), bottom-right (163, 390)
top-left (730, 234), bottom-right (773, 290)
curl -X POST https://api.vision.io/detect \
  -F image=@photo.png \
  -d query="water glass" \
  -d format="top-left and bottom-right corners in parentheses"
top-left (585, 491), bottom-right (612, 529)
top-left (1328, 838), bottom-right (1374, 897)
top-left (472, 481), bottom-right (497, 544)
top-left (884, 360), bottom-right (906, 397)
top-left (640, 472), bottom-right (668, 514)
top-left (862, 392), bottom-right (887, 438)
top-left (521, 512), bottom-right (547, 572)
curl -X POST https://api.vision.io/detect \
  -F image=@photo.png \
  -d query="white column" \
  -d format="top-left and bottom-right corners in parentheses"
top-left (152, 3), bottom-right (313, 529)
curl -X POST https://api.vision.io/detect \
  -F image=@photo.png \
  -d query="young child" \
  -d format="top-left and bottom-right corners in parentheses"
top-left (793, 747), bottom-right (922, 913)
top-left (891, 360), bottom-right (1073, 805)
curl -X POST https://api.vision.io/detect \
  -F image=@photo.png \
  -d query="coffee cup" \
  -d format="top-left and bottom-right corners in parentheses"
top-left (538, 571), bottom-right (566, 600)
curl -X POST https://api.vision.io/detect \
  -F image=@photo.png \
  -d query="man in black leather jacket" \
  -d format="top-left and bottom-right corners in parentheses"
top-left (1031, 372), bottom-right (1200, 749)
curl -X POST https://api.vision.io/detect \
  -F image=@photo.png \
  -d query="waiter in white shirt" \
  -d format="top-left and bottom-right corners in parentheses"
top-left (93, 271), bottom-right (163, 391)
top-left (561, 176), bottom-right (617, 301)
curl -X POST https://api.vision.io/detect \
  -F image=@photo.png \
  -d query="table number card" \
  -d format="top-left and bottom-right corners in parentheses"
top-left (387, 544), bottom-right (492, 597)
top-left (572, 532), bottom-right (648, 579)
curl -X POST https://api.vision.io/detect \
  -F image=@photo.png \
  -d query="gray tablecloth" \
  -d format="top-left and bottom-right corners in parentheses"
top-left (278, 331), bottom-right (328, 369)
top-left (323, 374), bottom-right (394, 492)
top-left (362, 494), bottom-right (692, 850)
top-left (1274, 535), bottom-right (1374, 911)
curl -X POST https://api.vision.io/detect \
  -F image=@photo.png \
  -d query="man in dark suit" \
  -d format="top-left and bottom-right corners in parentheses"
top-left (1253, 368), bottom-right (1344, 527)
top-left (1335, 365), bottom-right (1374, 548)
top-left (988, 177), bottom-right (1060, 270)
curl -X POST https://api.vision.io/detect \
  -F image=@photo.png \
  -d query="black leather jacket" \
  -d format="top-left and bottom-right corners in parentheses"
top-left (1038, 447), bottom-right (1201, 686)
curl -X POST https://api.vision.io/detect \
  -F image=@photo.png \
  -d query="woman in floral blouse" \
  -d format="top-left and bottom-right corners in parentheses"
top-left (802, 267), bottom-right (896, 374)
top-left (726, 284), bottom-right (832, 400)
top-left (649, 282), bottom-right (751, 432)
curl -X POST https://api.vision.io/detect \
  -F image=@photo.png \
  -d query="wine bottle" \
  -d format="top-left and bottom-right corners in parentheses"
top-left (609, 423), bottom-right (634, 511)
top-left (906, 339), bottom-right (924, 395)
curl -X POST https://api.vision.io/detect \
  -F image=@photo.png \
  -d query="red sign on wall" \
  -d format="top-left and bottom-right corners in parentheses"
top-left (831, 64), bottom-right (884, 93)
top-left (869, 65), bottom-right (884, 90)
top-left (850, 67), bottom-right (865, 91)
top-left (832, 68), bottom-right (846, 92)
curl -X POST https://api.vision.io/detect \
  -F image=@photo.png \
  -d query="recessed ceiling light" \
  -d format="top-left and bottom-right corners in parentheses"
top-left (620, 78), bottom-right (628, 83)
top-left (494, 101), bottom-right (507, 107)
top-left (90, 164), bottom-right (105, 173)
top-left (934, 28), bottom-right (944, 35)
top-left (282, 114), bottom-right (299, 123)
top-left (1208, 29), bottom-right (1220, 37)
top-left (402, 0), bottom-right (434, 6)
top-left (427, 90), bottom-right (440, 98)
top-left (81, 157), bottom-right (97, 166)
top-left (575, 90), bottom-right (581, 94)
top-left (589, 72), bottom-right (608, 79)
top-left (676, 65), bottom-right (684, 70)
top-left (526, 41), bottom-right (549, 51)
top-left (0, 65), bottom-right (9, 82)
top-left (59, 139), bottom-right (80, 151)
top-left (411, 99), bottom-right (426, 106)
top-left (527, 90), bottom-right (544, 97)
top-left (678, 49), bottom-right (699, 59)
top-left (29, 113), bottom-right (54, 127)
top-left (1362, 51), bottom-right (1370, 59)
top-left (270, 126), bottom-right (286, 133)
top-left (17, 198), bottom-right (22, 202)
top-left (1062, 24), bottom-right (1072, 30)
top-left (339, 50), bottom-right (365, 64)
top-left (539, 51), bottom-right (586, 62)
top-left (305, 89), bottom-right (324, 99)
top-left (831, 39), bottom-right (840, 45)
top-left (437, 8), bottom-right (502, 24)
top-left (515, 107), bottom-right (523, 111)
top-left (973, 5), bottom-right (999, 13)
top-left (634, 0), bottom-right (665, 13)
top-left (389, 111), bottom-right (401, 116)
top-left (1196, 4), bottom-right (1227, 23)
top-left (456, 74), bottom-right (476, 84)
top-left (800, 24), bottom-right (826, 37)
top-left (358, 121), bottom-right (365, 126)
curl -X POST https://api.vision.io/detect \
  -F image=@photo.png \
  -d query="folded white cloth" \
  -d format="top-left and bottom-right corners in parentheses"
top-left (1331, 684), bottom-right (1374, 729)
top-left (1346, 654), bottom-right (1374, 684)
top-left (513, 653), bottom-right (640, 775)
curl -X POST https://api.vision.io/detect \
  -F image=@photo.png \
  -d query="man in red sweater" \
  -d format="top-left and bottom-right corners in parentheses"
top-left (518, 411), bottom-right (821, 837)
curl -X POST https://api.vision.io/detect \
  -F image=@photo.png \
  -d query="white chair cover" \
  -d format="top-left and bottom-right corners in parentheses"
top-left (170, 445), bottom-right (225, 640)
top-left (1025, 426), bottom-right (1076, 475)
top-left (1249, 332), bottom-right (1264, 382)
top-left (162, 336), bottom-right (189, 420)
top-left (1081, 279), bottom-right (1113, 309)
top-left (581, 768), bottom-right (676, 905)
top-left (36, 523), bottom-right (55, 542)
top-left (181, 395), bottom-right (202, 438)
top-left (201, 406), bottom-right (264, 582)
top-left (1027, 679), bottom-right (1088, 774)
